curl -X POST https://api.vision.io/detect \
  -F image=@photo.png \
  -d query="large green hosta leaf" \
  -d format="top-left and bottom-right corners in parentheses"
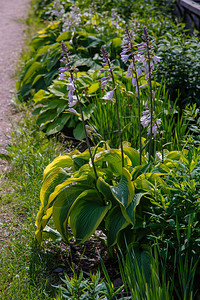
top-left (36, 169), bottom-right (95, 242)
top-left (43, 155), bottom-right (73, 180)
top-left (94, 149), bottom-right (131, 176)
top-left (111, 168), bottom-right (135, 208)
top-left (121, 192), bottom-right (147, 224)
top-left (105, 206), bottom-right (129, 247)
top-left (69, 189), bottom-right (111, 243)
top-left (35, 167), bottom-right (69, 242)
top-left (123, 147), bottom-right (146, 167)
top-left (52, 184), bottom-right (92, 241)
top-left (134, 173), bottom-right (168, 193)
top-left (96, 177), bottom-right (116, 204)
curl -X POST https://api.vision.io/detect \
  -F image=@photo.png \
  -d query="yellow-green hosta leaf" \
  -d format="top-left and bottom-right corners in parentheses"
top-left (22, 62), bottom-right (42, 85)
top-left (96, 177), bottom-right (116, 204)
top-left (33, 89), bottom-right (50, 104)
top-left (35, 167), bottom-right (69, 242)
top-left (134, 173), bottom-right (168, 193)
top-left (111, 37), bottom-right (122, 48)
top-left (131, 164), bottom-right (150, 180)
top-left (166, 151), bottom-right (181, 161)
top-left (94, 149), bottom-right (131, 176)
top-left (123, 147), bottom-right (146, 167)
top-left (152, 163), bottom-right (171, 174)
top-left (105, 206), bottom-right (129, 248)
top-left (52, 184), bottom-right (91, 241)
top-left (72, 149), bottom-right (91, 170)
top-left (42, 226), bottom-right (62, 242)
top-left (40, 167), bottom-right (69, 207)
top-left (87, 82), bottom-right (100, 94)
top-left (56, 31), bottom-right (72, 42)
top-left (35, 172), bottom-right (93, 242)
top-left (69, 189), bottom-right (111, 243)
top-left (43, 155), bottom-right (73, 180)
top-left (111, 168), bottom-right (135, 208)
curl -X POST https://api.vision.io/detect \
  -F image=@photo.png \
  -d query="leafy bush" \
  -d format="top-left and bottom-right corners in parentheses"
top-left (156, 34), bottom-right (200, 107)
top-left (35, 144), bottom-right (185, 251)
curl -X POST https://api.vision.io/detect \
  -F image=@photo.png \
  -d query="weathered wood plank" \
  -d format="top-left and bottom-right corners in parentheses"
top-left (179, 0), bottom-right (200, 16)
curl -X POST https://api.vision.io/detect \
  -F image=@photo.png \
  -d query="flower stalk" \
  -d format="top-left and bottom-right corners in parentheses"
top-left (100, 46), bottom-right (124, 168)
top-left (142, 27), bottom-right (155, 160)
top-left (60, 41), bottom-right (98, 179)
top-left (122, 25), bottom-right (142, 164)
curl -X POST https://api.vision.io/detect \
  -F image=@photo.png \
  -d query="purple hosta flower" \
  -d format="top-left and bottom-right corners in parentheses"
top-left (132, 76), bottom-right (137, 87)
top-left (141, 109), bottom-right (161, 138)
top-left (101, 76), bottom-right (111, 86)
top-left (100, 46), bottom-right (117, 93)
top-left (141, 110), bottom-right (151, 127)
top-left (121, 54), bottom-right (131, 63)
top-left (147, 119), bottom-right (162, 138)
top-left (100, 46), bottom-right (110, 64)
top-left (59, 41), bottom-right (79, 107)
top-left (68, 108), bottom-right (78, 114)
top-left (62, 4), bottom-right (81, 33)
top-left (59, 72), bottom-right (66, 80)
top-left (67, 78), bottom-right (77, 107)
top-left (139, 27), bottom-right (161, 77)
top-left (137, 67), bottom-right (143, 77)
top-left (48, 1), bottom-right (65, 18)
top-left (127, 62), bottom-right (133, 78)
top-left (111, 8), bottom-right (125, 30)
top-left (102, 88), bottom-right (116, 102)
top-left (120, 25), bottom-right (136, 63)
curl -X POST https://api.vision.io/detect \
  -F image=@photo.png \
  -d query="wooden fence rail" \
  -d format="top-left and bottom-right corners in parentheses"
top-left (175, 0), bottom-right (200, 31)
top-left (179, 0), bottom-right (200, 16)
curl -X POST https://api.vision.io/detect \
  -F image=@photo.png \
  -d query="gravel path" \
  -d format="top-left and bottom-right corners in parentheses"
top-left (0, 0), bottom-right (30, 159)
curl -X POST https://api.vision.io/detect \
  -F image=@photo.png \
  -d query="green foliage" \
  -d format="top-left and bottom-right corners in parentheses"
top-left (0, 113), bottom-right (64, 299)
top-left (118, 243), bottom-right (198, 299)
top-left (35, 145), bottom-right (185, 252)
top-left (156, 34), bottom-right (200, 107)
top-left (55, 268), bottom-right (123, 300)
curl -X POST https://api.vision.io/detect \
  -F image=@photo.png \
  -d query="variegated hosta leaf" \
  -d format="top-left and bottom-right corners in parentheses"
top-left (111, 168), bottom-right (135, 208)
top-left (96, 177), bottom-right (116, 204)
top-left (134, 173), bottom-right (168, 193)
top-left (72, 149), bottom-right (91, 171)
top-left (94, 149), bottom-right (132, 176)
top-left (43, 155), bottom-right (73, 180)
top-left (69, 189), bottom-right (112, 243)
top-left (35, 167), bottom-right (70, 242)
top-left (123, 147), bottom-right (146, 167)
top-left (35, 170), bottom-right (95, 242)
top-left (52, 184), bottom-right (92, 241)
top-left (166, 151), bottom-right (181, 161)
top-left (105, 206), bottom-right (129, 247)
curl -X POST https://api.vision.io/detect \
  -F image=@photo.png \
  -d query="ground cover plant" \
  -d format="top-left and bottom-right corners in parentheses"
top-left (1, 0), bottom-right (200, 299)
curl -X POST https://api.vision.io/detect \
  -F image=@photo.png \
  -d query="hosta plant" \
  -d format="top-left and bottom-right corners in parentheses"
top-left (35, 144), bottom-right (179, 250)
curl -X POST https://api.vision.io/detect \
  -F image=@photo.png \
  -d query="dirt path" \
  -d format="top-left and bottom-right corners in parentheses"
top-left (0, 0), bottom-right (30, 165)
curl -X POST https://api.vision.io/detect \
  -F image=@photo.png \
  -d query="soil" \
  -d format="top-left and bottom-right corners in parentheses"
top-left (0, 0), bottom-right (30, 168)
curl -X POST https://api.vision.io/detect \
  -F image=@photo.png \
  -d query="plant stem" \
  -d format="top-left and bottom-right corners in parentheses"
top-left (145, 36), bottom-right (154, 161)
top-left (131, 60), bottom-right (142, 165)
top-left (110, 69), bottom-right (124, 168)
top-left (72, 74), bottom-right (98, 180)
